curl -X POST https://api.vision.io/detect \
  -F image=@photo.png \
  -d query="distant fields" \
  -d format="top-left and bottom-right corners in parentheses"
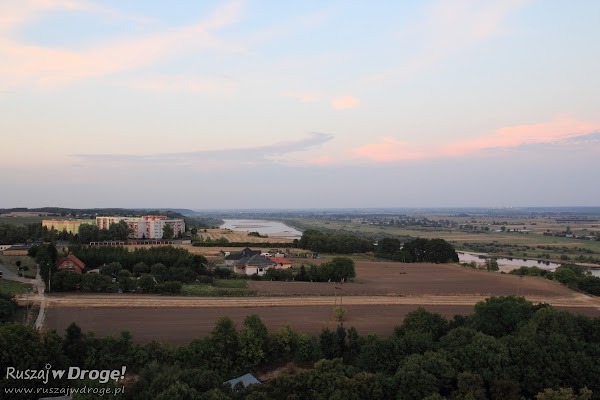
top-left (282, 216), bottom-right (600, 264)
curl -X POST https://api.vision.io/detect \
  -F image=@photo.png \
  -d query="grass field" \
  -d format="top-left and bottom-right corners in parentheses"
top-left (182, 279), bottom-right (254, 296)
top-left (0, 280), bottom-right (33, 295)
top-left (214, 279), bottom-right (247, 288)
top-left (0, 216), bottom-right (45, 225)
top-left (0, 256), bottom-right (37, 279)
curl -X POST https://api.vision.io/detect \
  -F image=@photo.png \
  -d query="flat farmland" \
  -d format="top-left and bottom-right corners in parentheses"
top-left (43, 261), bottom-right (600, 344)
top-left (45, 304), bottom-right (600, 345)
top-left (44, 305), bottom-right (474, 344)
top-left (250, 261), bottom-right (583, 297)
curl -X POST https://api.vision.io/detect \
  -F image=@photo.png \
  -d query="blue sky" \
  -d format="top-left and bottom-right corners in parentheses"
top-left (1, 0), bottom-right (599, 209)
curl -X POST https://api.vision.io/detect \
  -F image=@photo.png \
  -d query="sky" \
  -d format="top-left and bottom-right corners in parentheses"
top-left (1, 0), bottom-right (599, 209)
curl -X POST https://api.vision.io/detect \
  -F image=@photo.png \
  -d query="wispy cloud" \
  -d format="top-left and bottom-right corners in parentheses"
top-left (366, 0), bottom-right (530, 83)
top-left (122, 74), bottom-right (238, 95)
top-left (286, 92), bottom-right (322, 103)
top-left (353, 137), bottom-right (426, 162)
top-left (0, 0), bottom-right (153, 33)
top-left (331, 95), bottom-right (360, 110)
top-left (0, 0), bottom-right (245, 89)
top-left (353, 116), bottom-right (600, 163)
top-left (74, 132), bottom-right (334, 166)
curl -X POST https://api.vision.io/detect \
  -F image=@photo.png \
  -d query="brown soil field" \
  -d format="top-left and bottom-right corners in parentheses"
top-left (45, 304), bottom-right (600, 345)
top-left (249, 261), bottom-right (585, 298)
top-left (41, 260), bottom-right (600, 344)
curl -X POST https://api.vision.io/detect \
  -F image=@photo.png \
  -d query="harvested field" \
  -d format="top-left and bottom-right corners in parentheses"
top-left (42, 260), bottom-right (600, 344)
top-left (249, 261), bottom-right (582, 297)
top-left (45, 304), bottom-right (600, 345)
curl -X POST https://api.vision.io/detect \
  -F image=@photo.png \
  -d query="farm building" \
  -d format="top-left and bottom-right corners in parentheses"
top-left (2, 243), bottom-right (35, 256)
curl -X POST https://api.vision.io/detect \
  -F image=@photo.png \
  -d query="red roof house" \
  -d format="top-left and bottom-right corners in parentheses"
top-left (57, 254), bottom-right (86, 273)
top-left (268, 257), bottom-right (292, 269)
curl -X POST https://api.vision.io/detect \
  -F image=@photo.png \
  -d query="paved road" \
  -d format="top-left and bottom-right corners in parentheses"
top-left (0, 262), bottom-right (32, 284)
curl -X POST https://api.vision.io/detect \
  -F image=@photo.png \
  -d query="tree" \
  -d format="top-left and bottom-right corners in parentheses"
top-left (333, 306), bottom-right (346, 321)
top-left (133, 262), bottom-right (150, 275)
top-left (395, 351), bottom-right (456, 400)
top-left (396, 308), bottom-right (449, 341)
top-left (470, 296), bottom-right (536, 337)
top-left (107, 221), bottom-right (131, 241)
top-left (80, 273), bottom-right (114, 292)
top-left (28, 243), bottom-right (58, 288)
top-left (101, 262), bottom-right (123, 276)
top-left (138, 275), bottom-right (156, 292)
top-left (485, 258), bottom-right (499, 272)
top-left (62, 323), bottom-right (88, 366)
top-left (0, 297), bottom-right (17, 323)
top-left (271, 324), bottom-right (298, 360)
top-left (553, 267), bottom-right (578, 288)
top-left (208, 317), bottom-right (238, 374)
top-left (238, 315), bottom-right (268, 368)
top-left (535, 387), bottom-right (592, 400)
top-left (51, 271), bottom-right (82, 292)
top-left (78, 223), bottom-right (100, 243)
top-left (162, 224), bottom-right (174, 240)
top-left (452, 372), bottom-right (486, 400)
top-left (151, 263), bottom-right (169, 282)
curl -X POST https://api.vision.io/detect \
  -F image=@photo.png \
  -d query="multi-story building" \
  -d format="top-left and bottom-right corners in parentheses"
top-left (95, 215), bottom-right (185, 239)
top-left (95, 216), bottom-right (125, 230)
top-left (42, 219), bottom-right (95, 234)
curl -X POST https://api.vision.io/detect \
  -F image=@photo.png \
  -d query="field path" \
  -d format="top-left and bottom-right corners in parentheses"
top-left (38, 292), bottom-right (600, 309)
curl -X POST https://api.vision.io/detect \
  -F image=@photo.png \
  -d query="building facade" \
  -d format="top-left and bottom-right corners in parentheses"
top-left (95, 215), bottom-right (185, 239)
top-left (42, 219), bottom-right (95, 234)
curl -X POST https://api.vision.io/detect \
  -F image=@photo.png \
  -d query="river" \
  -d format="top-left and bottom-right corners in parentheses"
top-left (219, 219), bottom-right (302, 239)
top-left (458, 251), bottom-right (600, 277)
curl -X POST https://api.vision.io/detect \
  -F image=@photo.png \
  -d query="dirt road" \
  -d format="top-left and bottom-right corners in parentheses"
top-left (39, 291), bottom-right (600, 309)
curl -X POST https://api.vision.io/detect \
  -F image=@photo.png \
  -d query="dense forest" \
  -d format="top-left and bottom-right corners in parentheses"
top-left (1, 296), bottom-right (599, 399)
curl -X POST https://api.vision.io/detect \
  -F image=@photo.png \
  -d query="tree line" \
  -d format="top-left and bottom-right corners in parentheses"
top-left (376, 237), bottom-right (459, 263)
top-left (28, 244), bottom-right (208, 292)
top-left (248, 257), bottom-right (356, 283)
top-left (510, 264), bottom-right (600, 296)
top-left (298, 230), bottom-right (374, 254)
top-left (1, 296), bottom-right (599, 399)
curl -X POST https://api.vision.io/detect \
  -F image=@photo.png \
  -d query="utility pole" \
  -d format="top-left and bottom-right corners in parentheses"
top-left (335, 286), bottom-right (343, 306)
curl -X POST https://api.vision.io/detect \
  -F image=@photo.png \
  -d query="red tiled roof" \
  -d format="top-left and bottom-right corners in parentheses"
top-left (57, 253), bottom-right (86, 270)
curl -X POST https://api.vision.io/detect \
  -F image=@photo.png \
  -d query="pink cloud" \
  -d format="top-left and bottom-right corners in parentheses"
top-left (352, 116), bottom-right (600, 163)
top-left (331, 95), bottom-right (360, 110)
top-left (353, 137), bottom-right (426, 162)
top-left (441, 116), bottom-right (598, 157)
top-left (0, 0), bottom-right (245, 89)
top-left (287, 92), bottom-right (321, 103)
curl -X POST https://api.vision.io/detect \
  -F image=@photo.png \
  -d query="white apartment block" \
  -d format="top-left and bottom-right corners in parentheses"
top-left (95, 215), bottom-right (185, 239)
